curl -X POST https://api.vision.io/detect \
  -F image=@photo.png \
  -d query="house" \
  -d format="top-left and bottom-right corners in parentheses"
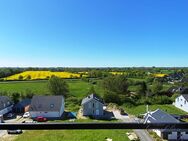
top-left (168, 87), bottom-right (188, 94)
top-left (81, 94), bottom-right (104, 117)
top-left (29, 96), bottom-right (64, 118)
top-left (0, 96), bottom-right (13, 116)
top-left (144, 109), bottom-right (188, 141)
top-left (13, 99), bottom-right (31, 113)
top-left (174, 94), bottom-right (188, 112)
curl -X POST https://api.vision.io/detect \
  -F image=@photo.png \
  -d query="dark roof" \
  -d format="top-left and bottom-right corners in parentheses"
top-left (0, 96), bottom-right (13, 110)
top-left (29, 96), bottom-right (64, 112)
top-left (81, 94), bottom-right (104, 105)
top-left (182, 94), bottom-right (188, 101)
top-left (144, 109), bottom-right (179, 123)
top-left (14, 99), bottom-right (31, 108)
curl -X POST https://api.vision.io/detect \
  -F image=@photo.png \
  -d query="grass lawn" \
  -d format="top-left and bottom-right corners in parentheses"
top-left (123, 104), bottom-right (187, 116)
top-left (15, 130), bottom-right (130, 141)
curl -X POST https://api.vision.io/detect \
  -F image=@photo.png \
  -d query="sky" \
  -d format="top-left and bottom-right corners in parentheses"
top-left (0, 0), bottom-right (188, 67)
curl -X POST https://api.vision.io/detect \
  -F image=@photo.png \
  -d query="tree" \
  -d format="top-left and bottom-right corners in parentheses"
top-left (102, 75), bottom-right (129, 104)
top-left (19, 75), bottom-right (23, 80)
top-left (26, 75), bottom-right (31, 80)
top-left (10, 92), bottom-right (20, 103)
top-left (151, 81), bottom-right (163, 95)
top-left (48, 76), bottom-right (69, 97)
top-left (87, 86), bottom-right (96, 95)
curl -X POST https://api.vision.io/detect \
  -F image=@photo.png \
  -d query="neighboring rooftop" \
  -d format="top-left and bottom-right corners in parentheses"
top-left (182, 94), bottom-right (188, 101)
top-left (81, 94), bottom-right (104, 105)
top-left (29, 96), bottom-right (64, 112)
top-left (144, 109), bottom-right (179, 123)
top-left (0, 96), bottom-right (13, 110)
top-left (14, 98), bottom-right (31, 107)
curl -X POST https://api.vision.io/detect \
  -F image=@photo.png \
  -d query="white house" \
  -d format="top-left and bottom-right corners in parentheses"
top-left (174, 94), bottom-right (188, 112)
top-left (29, 96), bottom-right (64, 118)
top-left (0, 96), bottom-right (13, 116)
top-left (144, 109), bottom-right (188, 141)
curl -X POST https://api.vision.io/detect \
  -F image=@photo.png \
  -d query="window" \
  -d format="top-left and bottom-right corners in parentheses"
top-left (184, 100), bottom-right (186, 105)
top-left (96, 102), bottom-right (99, 109)
top-left (50, 104), bottom-right (54, 108)
top-left (93, 103), bottom-right (95, 108)
top-left (177, 98), bottom-right (179, 102)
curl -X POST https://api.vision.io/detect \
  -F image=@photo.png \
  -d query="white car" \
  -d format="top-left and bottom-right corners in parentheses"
top-left (23, 112), bottom-right (30, 118)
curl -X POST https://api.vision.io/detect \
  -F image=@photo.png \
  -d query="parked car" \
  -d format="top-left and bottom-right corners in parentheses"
top-left (6, 113), bottom-right (15, 118)
top-left (34, 116), bottom-right (47, 122)
top-left (23, 112), bottom-right (30, 118)
top-left (7, 129), bottom-right (22, 134)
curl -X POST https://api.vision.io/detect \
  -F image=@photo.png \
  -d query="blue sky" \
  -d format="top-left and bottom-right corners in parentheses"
top-left (0, 0), bottom-right (188, 67)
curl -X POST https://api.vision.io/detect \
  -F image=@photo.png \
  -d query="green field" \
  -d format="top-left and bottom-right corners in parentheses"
top-left (123, 104), bottom-right (187, 116)
top-left (15, 130), bottom-right (130, 141)
top-left (0, 79), bottom-right (103, 98)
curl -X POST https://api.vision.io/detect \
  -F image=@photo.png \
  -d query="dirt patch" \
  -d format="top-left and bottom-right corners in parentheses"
top-left (77, 108), bottom-right (88, 119)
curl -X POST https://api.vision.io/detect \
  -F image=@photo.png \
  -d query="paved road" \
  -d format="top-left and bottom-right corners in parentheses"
top-left (113, 110), bottom-right (153, 141)
top-left (134, 129), bottom-right (153, 141)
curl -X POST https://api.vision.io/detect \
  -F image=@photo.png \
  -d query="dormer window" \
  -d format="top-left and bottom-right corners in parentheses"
top-left (50, 104), bottom-right (54, 108)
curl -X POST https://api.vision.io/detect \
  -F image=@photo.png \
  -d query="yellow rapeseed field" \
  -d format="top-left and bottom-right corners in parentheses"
top-left (153, 73), bottom-right (168, 78)
top-left (4, 71), bottom-right (81, 80)
top-left (110, 72), bottom-right (124, 75)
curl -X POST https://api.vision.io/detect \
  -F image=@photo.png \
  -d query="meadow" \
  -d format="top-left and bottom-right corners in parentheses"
top-left (0, 79), bottom-right (103, 98)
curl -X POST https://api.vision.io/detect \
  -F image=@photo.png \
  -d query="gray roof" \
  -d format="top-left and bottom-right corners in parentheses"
top-left (81, 94), bottom-right (104, 105)
top-left (29, 96), bottom-right (64, 112)
top-left (182, 94), bottom-right (188, 101)
top-left (144, 109), bottom-right (179, 123)
top-left (0, 96), bottom-right (13, 111)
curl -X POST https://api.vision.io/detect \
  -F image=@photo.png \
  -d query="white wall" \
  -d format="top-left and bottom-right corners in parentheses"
top-left (168, 132), bottom-right (177, 140)
top-left (181, 132), bottom-right (188, 140)
top-left (59, 98), bottom-right (64, 116)
top-left (30, 111), bottom-right (60, 118)
top-left (174, 95), bottom-right (188, 112)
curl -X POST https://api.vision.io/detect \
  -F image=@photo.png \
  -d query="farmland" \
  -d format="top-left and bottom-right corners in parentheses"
top-left (3, 71), bottom-right (81, 80)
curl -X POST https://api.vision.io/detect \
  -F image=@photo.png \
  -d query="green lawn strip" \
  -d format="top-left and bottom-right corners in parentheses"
top-left (15, 129), bottom-right (130, 141)
top-left (123, 104), bottom-right (187, 116)
top-left (15, 119), bottom-right (130, 141)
